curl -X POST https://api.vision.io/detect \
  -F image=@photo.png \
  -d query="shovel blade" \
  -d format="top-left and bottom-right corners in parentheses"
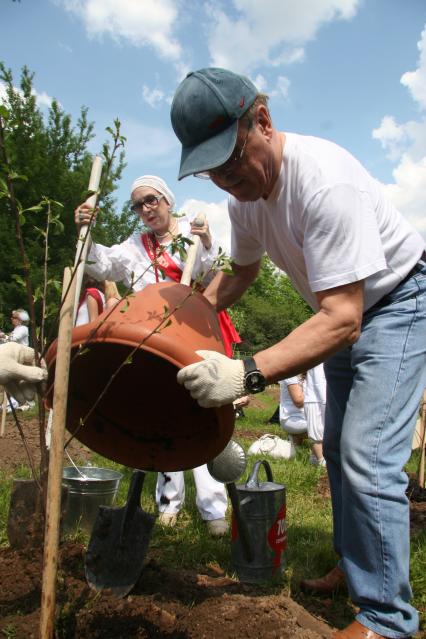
top-left (85, 503), bottom-right (155, 597)
top-left (85, 468), bottom-right (155, 598)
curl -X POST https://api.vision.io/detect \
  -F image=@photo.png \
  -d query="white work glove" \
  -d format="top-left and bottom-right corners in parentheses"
top-left (0, 343), bottom-right (47, 404)
top-left (177, 350), bottom-right (245, 408)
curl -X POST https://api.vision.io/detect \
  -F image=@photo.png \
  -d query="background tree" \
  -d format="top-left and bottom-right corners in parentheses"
top-left (230, 256), bottom-right (313, 353)
top-left (0, 62), bottom-right (132, 335)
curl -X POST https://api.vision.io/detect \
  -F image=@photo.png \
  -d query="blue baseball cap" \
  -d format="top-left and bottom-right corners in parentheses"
top-left (171, 67), bottom-right (258, 180)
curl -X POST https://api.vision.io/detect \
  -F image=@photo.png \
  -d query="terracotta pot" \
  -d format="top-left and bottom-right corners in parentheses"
top-left (45, 282), bottom-right (235, 471)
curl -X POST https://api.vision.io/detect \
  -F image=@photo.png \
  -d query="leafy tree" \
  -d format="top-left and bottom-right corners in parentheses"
top-left (230, 256), bottom-right (313, 353)
top-left (0, 63), bottom-right (130, 334)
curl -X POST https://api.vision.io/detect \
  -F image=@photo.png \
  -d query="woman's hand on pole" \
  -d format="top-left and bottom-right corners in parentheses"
top-left (190, 217), bottom-right (212, 250)
top-left (74, 202), bottom-right (99, 230)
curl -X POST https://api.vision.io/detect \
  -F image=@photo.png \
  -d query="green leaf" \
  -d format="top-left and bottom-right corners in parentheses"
top-left (0, 104), bottom-right (9, 119)
top-left (11, 274), bottom-right (26, 288)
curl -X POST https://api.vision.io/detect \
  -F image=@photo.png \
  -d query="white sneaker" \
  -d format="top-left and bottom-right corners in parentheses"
top-left (158, 512), bottom-right (178, 527)
top-left (206, 518), bottom-right (229, 537)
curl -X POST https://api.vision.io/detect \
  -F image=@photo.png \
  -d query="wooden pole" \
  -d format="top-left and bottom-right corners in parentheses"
top-left (180, 213), bottom-right (206, 286)
top-left (73, 155), bottom-right (103, 322)
top-left (39, 267), bottom-right (73, 639)
top-left (39, 156), bottom-right (103, 639)
top-left (0, 388), bottom-right (7, 437)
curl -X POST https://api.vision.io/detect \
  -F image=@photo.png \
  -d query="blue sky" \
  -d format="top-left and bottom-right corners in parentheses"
top-left (2, 0), bottom-right (426, 250)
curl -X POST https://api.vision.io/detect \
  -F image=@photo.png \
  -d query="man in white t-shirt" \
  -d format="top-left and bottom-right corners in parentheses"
top-left (171, 68), bottom-right (426, 639)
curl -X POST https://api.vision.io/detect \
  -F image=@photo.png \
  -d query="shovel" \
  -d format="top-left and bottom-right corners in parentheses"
top-left (85, 469), bottom-right (156, 597)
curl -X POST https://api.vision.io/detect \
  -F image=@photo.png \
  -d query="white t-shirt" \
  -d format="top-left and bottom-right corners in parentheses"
top-left (9, 325), bottom-right (29, 346)
top-left (229, 133), bottom-right (425, 311)
top-left (86, 215), bottom-right (219, 291)
top-left (279, 375), bottom-right (305, 422)
top-left (304, 364), bottom-right (326, 404)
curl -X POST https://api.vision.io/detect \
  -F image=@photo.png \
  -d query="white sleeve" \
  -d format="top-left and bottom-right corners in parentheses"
top-left (85, 238), bottom-right (135, 286)
top-left (9, 325), bottom-right (28, 344)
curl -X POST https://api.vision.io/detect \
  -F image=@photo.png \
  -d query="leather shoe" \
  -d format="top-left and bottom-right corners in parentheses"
top-left (300, 565), bottom-right (346, 594)
top-left (331, 620), bottom-right (391, 638)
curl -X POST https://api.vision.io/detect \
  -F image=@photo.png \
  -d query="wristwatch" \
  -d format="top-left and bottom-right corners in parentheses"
top-left (243, 357), bottom-right (266, 394)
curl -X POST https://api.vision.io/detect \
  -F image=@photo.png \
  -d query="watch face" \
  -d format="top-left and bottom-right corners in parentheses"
top-left (246, 370), bottom-right (266, 393)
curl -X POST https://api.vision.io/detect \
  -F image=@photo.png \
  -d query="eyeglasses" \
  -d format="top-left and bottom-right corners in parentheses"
top-left (195, 122), bottom-right (252, 180)
top-left (131, 194), bottom-right (165, 213)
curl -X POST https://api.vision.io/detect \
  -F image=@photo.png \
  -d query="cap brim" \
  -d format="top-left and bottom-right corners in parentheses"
top-left (177, 120), bottom-right (238, 180)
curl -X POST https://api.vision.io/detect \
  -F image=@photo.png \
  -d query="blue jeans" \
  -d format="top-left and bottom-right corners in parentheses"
top-left (323, 261), bottom-right (426, 638)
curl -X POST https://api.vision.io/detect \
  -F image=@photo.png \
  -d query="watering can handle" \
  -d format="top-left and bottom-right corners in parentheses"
top-left (180, 213), bottom-right (206, 286)
top-left (246, 459), bottom-right (274, 489)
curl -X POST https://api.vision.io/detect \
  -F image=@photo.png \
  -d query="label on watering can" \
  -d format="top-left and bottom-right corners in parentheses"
top-left (267, 503), bottom-right (287, 572)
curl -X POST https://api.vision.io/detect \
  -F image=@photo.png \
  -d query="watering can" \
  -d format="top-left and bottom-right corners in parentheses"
top-left (208, 443), bottom-right (287, 584)
top-left (45, 281), bottom-right (235, 471)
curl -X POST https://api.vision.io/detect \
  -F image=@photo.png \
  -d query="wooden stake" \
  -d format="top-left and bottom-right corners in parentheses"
top-left (39, 155), bottom-right (103, 639)
top-left (39, 267), bottom-right (74, 639)
top-left (0, 388), bottom-right (7, 437)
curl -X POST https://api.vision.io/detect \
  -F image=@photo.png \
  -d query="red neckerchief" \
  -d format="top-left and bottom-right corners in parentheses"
top-left (141, 232), bottom-right (183, 283)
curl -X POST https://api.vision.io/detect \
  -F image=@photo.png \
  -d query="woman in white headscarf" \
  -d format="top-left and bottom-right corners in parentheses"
top-left (74, 175), bottom-right (239, 537)
top-left (0, 309), bottom-right (30, 346)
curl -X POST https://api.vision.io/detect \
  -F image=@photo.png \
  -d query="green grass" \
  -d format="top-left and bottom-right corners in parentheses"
top-left (1, 387), bottom-right (425, 633)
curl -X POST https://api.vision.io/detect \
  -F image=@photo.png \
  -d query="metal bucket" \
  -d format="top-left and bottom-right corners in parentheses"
top-left (231, 460), bottom-right (286, 583)
top-left (62, 466), bottom-right (123, 534)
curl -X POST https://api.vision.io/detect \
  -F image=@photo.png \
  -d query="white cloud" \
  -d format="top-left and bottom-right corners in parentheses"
top-left (0, 80), bottom-right (56, 109)
top-left (180, 197), bottom-right (231, 254)
top-left (380, 155), bottom-right (426, 236)
top-left (372, 115), bottom-right (409, 161)
top-left (58, 0), bottom-right (182, 62)
top-left (206, 0), bottom-right (360, 75)
top-left (372, 25), bottom-right (426, 238)
top-left (401, 26), bottom-right (426, 109)
top-left (121, 118), bottom-right (178, 164)
top-left (272, 76), bottom-right (291, 99)
top-left (142, 85), bottom-right (166, 109)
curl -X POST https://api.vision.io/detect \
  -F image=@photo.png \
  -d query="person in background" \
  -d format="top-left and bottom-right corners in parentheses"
top-left (75, 175), bottom-right (235, 537)
top-left (233, 394), bottom-right (250, 418)
top-left (75, 276), bottom-right (105, 327)
top-left (279, 374), bottom-right (307, 452)
top-left (171, 67), bottom-right (426, 638)
top-left (0, 309), bottom-right (30, 345)
top-left (104, 280), bottom-right (121, 311)
top-left (304, 364), bottom-right (326, 467)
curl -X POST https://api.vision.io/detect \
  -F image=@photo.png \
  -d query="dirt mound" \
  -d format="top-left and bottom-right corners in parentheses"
top-left (0, 544), bottom-right (333, 638)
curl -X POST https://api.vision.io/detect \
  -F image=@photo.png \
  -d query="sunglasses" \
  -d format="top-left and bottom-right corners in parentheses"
top-left (195, 122), bottom-right (252, 180)
top-left (131, 194), bottom-right (165, 213)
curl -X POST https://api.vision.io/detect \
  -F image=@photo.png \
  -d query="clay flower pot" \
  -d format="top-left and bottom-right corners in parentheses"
top-left (45, 282), bottom-right (235, 471)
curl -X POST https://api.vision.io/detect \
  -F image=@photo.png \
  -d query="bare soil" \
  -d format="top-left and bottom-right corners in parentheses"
top-left (1, 414), bottom-right (425, 638)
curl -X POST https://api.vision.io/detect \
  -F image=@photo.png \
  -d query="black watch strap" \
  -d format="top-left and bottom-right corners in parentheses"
top-left (243, 357), bottom-right (266, 394)
top-left (243, 357), bottom-right (258, 375)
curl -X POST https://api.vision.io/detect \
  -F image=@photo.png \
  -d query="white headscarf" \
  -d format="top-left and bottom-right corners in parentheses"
top-left (130, 175), bottom-right (175, 210)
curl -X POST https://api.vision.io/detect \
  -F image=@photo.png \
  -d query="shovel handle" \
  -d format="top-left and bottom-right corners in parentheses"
top-left (180, 213), bottom-right (206, 286)
top-left (120, 470), bottom-right (146, 539)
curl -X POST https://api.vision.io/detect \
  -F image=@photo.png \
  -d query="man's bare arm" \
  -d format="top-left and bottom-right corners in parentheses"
top-left (254, 280), bottom-right (365, 383)
top-left (204, 259), bottom-right (261, 311)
